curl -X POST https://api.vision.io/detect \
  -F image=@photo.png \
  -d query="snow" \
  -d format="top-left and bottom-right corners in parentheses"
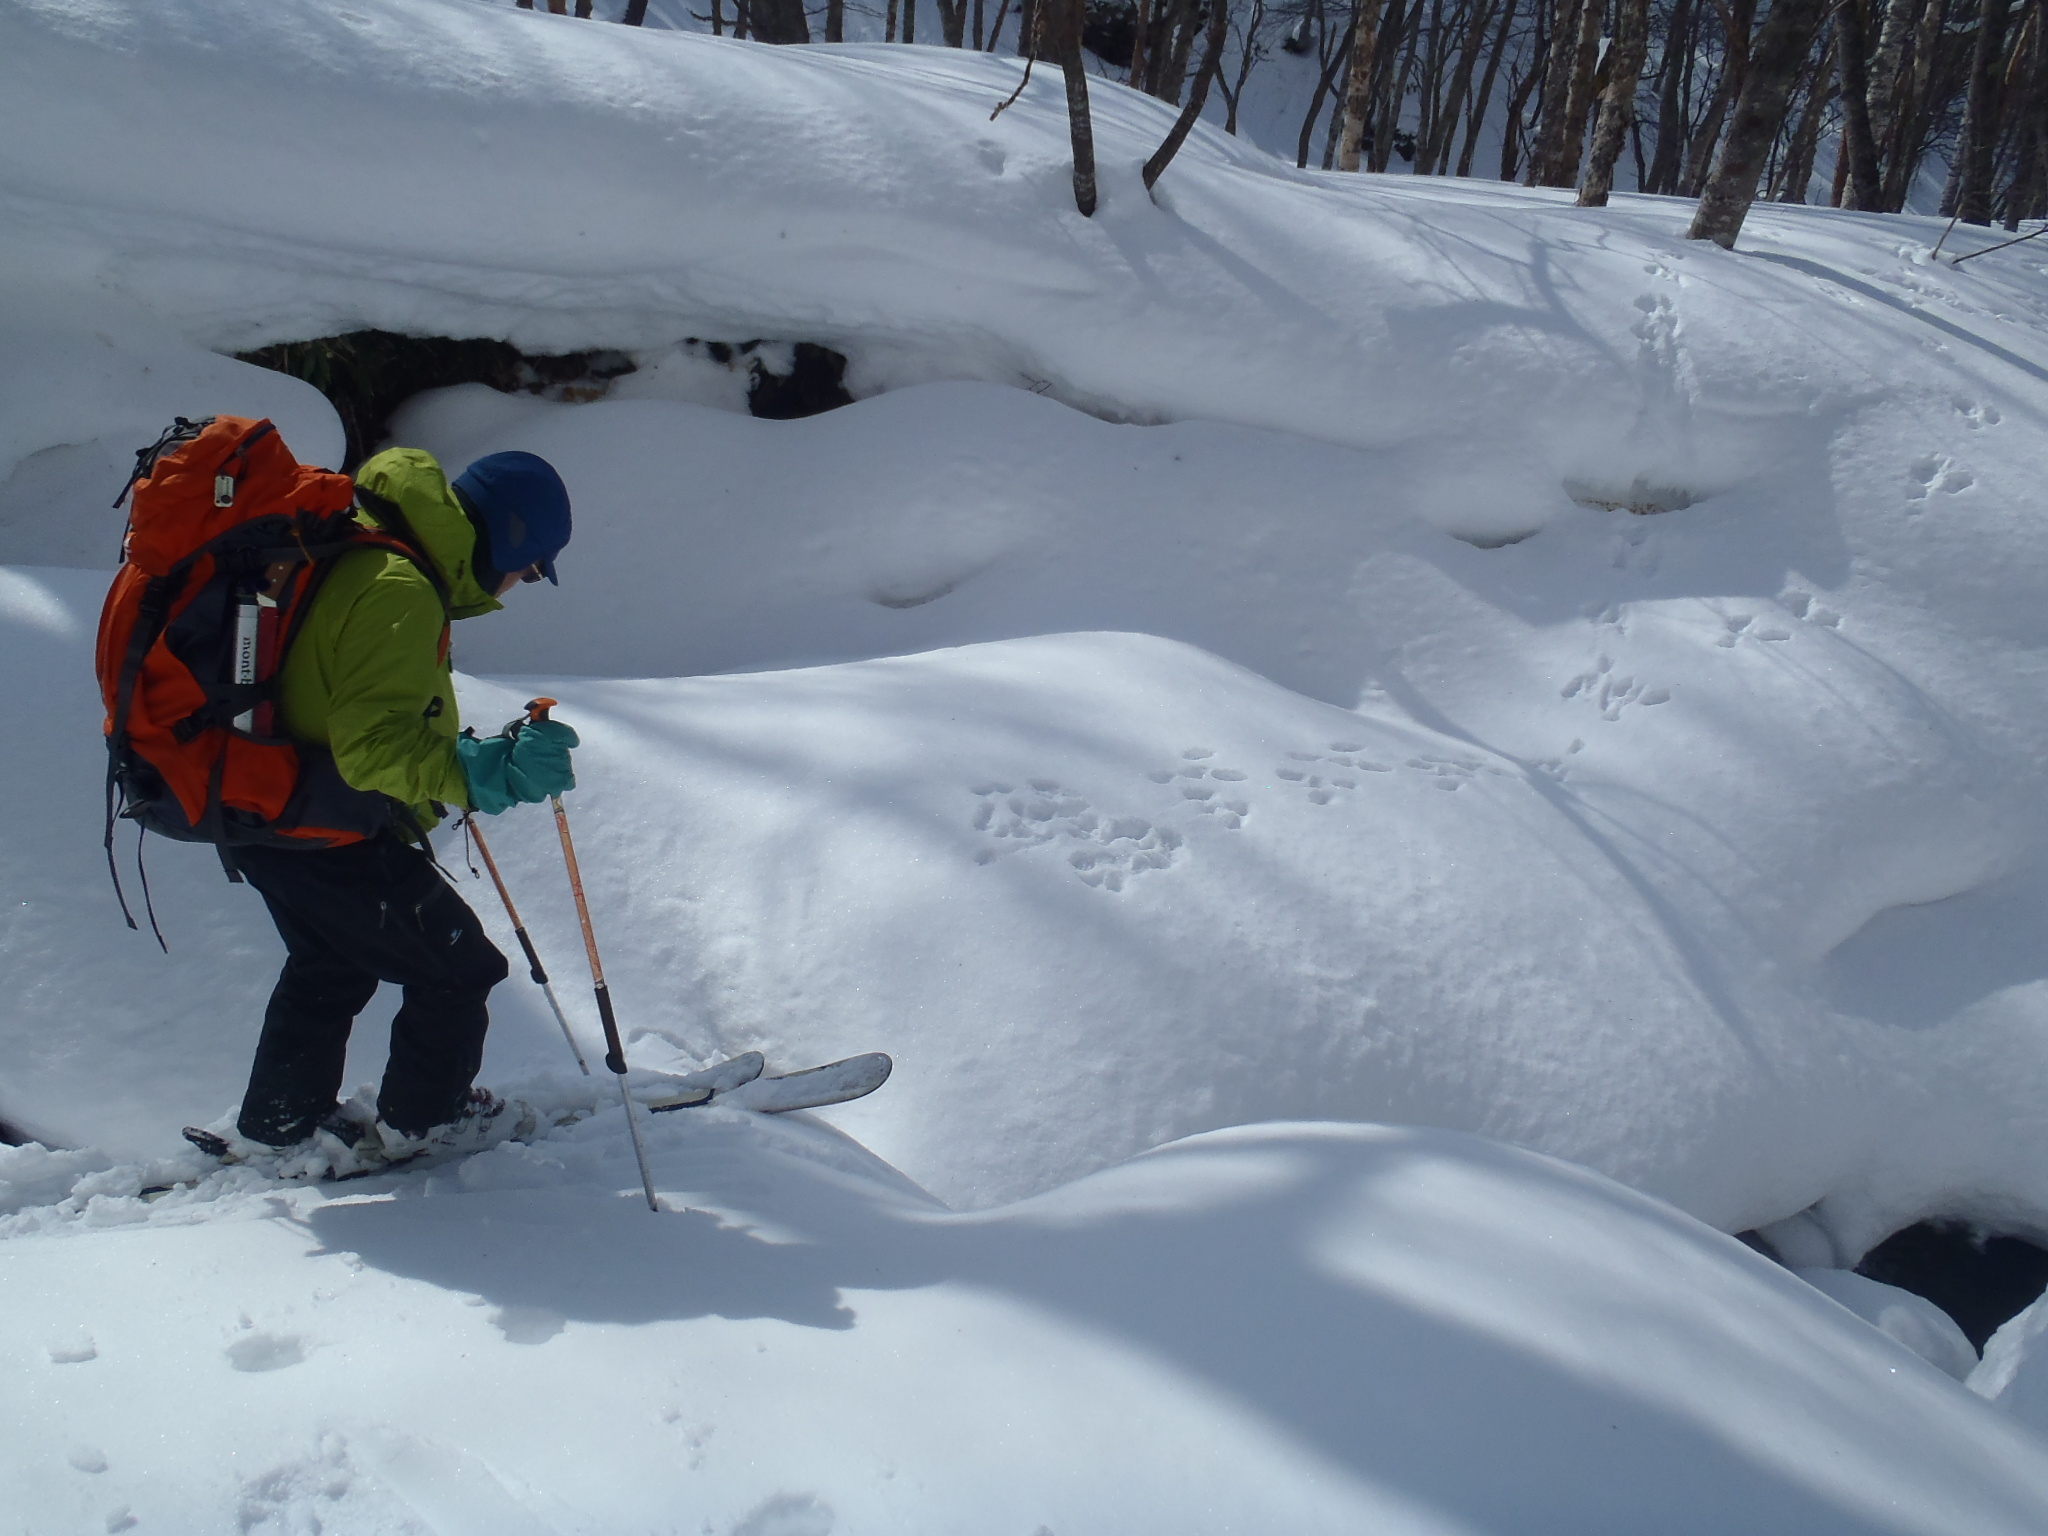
top-left (1977, 1295), bottom-right (2048, 1438)
top-left (9, 0), bottom-right (2048, 1523)
top-left (1796, 1267), bottom-right (1982, 1382)
top-left (10, 1119), bottom-right (2048, 1534)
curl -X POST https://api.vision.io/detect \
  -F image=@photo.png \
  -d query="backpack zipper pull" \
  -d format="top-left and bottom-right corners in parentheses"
top-left (214, 474), bottom-right (235, 508)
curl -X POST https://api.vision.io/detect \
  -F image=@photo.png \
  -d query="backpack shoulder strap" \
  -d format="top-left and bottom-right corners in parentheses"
top-left (351, 487), bottom-right (453, 615)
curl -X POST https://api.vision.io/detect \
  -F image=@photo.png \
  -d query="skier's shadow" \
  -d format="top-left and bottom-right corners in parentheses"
top-left (305, 1133), bottom-right (870, 1332)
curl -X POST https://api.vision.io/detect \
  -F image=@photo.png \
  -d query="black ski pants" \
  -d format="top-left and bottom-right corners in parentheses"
top-left (233, 833), bottom-right (508, 1145)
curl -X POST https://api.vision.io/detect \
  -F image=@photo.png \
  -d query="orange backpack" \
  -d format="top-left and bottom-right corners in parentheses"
top-left (95, 416), bottom-right (433, 938)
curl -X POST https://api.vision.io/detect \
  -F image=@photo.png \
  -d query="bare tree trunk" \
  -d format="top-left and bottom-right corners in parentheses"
top-left (1527, 0), bottom-right (1586, 181)
top-left (1869, 0), bottom-right (1923, 137)
top-left (1129, 0), bottom-right (1155, 84)
top-left (1644, 0), bottom-right (1696, 192)
top-left (621, 0), bottom-right (650, 20)
top-left (1883, 0), bottom-right (1951, 206)
top-left (1410, 0), bottom-right (1453, 168)
top-left (1162, 0), bottom-right (1206, 100)
top-left (750, 0), bottom-right (810, 40)
top-left (1681, 0), bottom-right (1758, 195)
top-left (1953, 0), bottom-right (2016, 218)
top-left (2003, 4), bottom-right (2048, 221)
top-left (1373, 0), bottom-right (1425, 168)
top-left (906, 0), bottom-right (919, 43)
top-left (1501, 33), bottom-right (1551, 176)
top-left (1147, 0), bottom-right (1232, 183)
top-left (1689, 0), bottom-right (1831, 245)
top-left (1837, 0), bottom-right (1886, 206)
top-left (1338, 0), bottom-right (1392, 168)
top-left (1300, 13), bottom-right (1361, 165)
top-left (1219, 0), bottom-right (1268, 133)
top-left (1776, 35), bottom-right (1837, 198)
top-left (937, 0), bottom-right (967, 44)
top-left (1580, 0), bottom-right (1650, 203)
top-left (1552, 0), bottom-right (1607, 183)
top-left (1046, 0), bottom-right (1099, 213)
top-left (974, 0), bottom-right (986, 47)
top-left (1456, 0), bottom-right (1518, 174)
top-left (1764, 37), bottom-right (1818, 195)
top-left (829, 0), bottom-right (847, 40)
top-left (1429, 0), bottom-right (1498, 172)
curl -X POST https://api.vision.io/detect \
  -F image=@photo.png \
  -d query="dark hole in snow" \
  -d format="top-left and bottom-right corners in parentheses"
top-left (238, 331), bottom-right (854, 471)
top-left (0, 1116), bottom-right (29, 1147)
top-left (738, 341), bottom-right (854, 421)
top-left (1565, 478), bottom-right (1698, 516)
top-left (1854, 1220), bottom-right (2048, 1350)
top-left (237, 330), bottom-right (637, 471)
top-left (870, 575), bottom-right (967, 609)
top-left (1452, 529), bottom-right (1541, 550)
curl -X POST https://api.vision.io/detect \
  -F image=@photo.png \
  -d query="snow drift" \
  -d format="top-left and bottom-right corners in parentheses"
top-left (10, 1117), bottom-right (2048, 1535)
top-left (8, 0), bottom-right (2048, 1254)
top-left (12, 0), bottom-right (2048, 1521)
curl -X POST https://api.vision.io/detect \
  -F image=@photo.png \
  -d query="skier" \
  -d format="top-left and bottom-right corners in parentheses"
top-left (223, 446), bottom-right (577, 1163)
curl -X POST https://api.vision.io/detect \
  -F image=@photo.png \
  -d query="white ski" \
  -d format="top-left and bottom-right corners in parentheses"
top-left (645, 1052), bottom-right (891, 1115)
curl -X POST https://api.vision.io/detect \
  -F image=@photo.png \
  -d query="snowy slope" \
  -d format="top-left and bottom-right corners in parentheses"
top-left (1979, 1295), bottom-right (2048, 1438)
top-left (8, 0), bottom-right (2048, 1245)
top-left (8, 0), bottom-right (2042, 466)
top-left (10, 0), bottom-right (2048, 1517)
top-left (10, 1118), bottom-right (2048, 1536)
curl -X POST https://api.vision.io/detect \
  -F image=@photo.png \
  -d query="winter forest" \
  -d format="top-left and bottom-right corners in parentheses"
top-left (592, 0), bottom-right (2048, 231)
top-left (16, 0), bottom-right (2048, 1529)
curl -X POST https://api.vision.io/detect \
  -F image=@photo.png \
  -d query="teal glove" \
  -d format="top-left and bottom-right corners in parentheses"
top-left (505, 717), bottom-right (578, 802)
top-left (456, 718), bottom-right (578, 814)
top-left (456, 732), bottom-right (517, 815)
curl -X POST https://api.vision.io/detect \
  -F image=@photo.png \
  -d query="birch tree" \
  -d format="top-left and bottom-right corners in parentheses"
top-left (1689, 0), bottom-right (1831, 245)
top-left (1580, 0), bottom-right (1652, 204)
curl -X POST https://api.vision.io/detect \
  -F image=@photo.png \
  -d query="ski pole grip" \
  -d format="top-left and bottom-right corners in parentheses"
top-left (525, 697), bottom-right (556, 724)
top-left (593, 981), bottom-right (629, 1076)
top-left (513, 926), bottom-right (548, 986)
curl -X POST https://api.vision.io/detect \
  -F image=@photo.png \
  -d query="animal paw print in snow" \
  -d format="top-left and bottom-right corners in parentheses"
top-left (1954, 397), bottom-right (2001, 431)
top-left (1402, 753), bottom-right (1493, 790)
top-left (970, 779), bottom-right (1182, 891)
top-left (1907, 454), bottom-right (1974, 502)
top-left (1145, 748), bottom-right (1251, 829)
top-left (1559, 655), bottom-right (1670, 718)
top-left (1274, 741), bottom-right (1394, 804)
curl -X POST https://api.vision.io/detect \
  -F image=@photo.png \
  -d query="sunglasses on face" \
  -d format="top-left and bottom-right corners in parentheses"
top-left (519, 565), bottom-right (544, 584)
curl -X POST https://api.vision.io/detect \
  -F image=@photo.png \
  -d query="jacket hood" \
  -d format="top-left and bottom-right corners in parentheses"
top-left (352, 448), bottom-right (503, 620)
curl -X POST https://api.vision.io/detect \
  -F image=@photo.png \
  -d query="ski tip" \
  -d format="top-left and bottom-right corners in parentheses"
top-left (182, 1126), bottom-right (230, 1159)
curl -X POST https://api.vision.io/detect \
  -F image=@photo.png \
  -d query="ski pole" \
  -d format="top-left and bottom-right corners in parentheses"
top-left (524, 697), bottom-right (660, 1213)
top-left (463, 813), bottom-right (590, 1075)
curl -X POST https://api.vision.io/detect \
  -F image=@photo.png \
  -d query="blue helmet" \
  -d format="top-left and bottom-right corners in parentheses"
top-left (452, 451), bottom-right (571, 586)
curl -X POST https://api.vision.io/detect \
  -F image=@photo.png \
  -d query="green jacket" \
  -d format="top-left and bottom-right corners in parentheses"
top-left (275, 448), bottom-right (502, 833)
